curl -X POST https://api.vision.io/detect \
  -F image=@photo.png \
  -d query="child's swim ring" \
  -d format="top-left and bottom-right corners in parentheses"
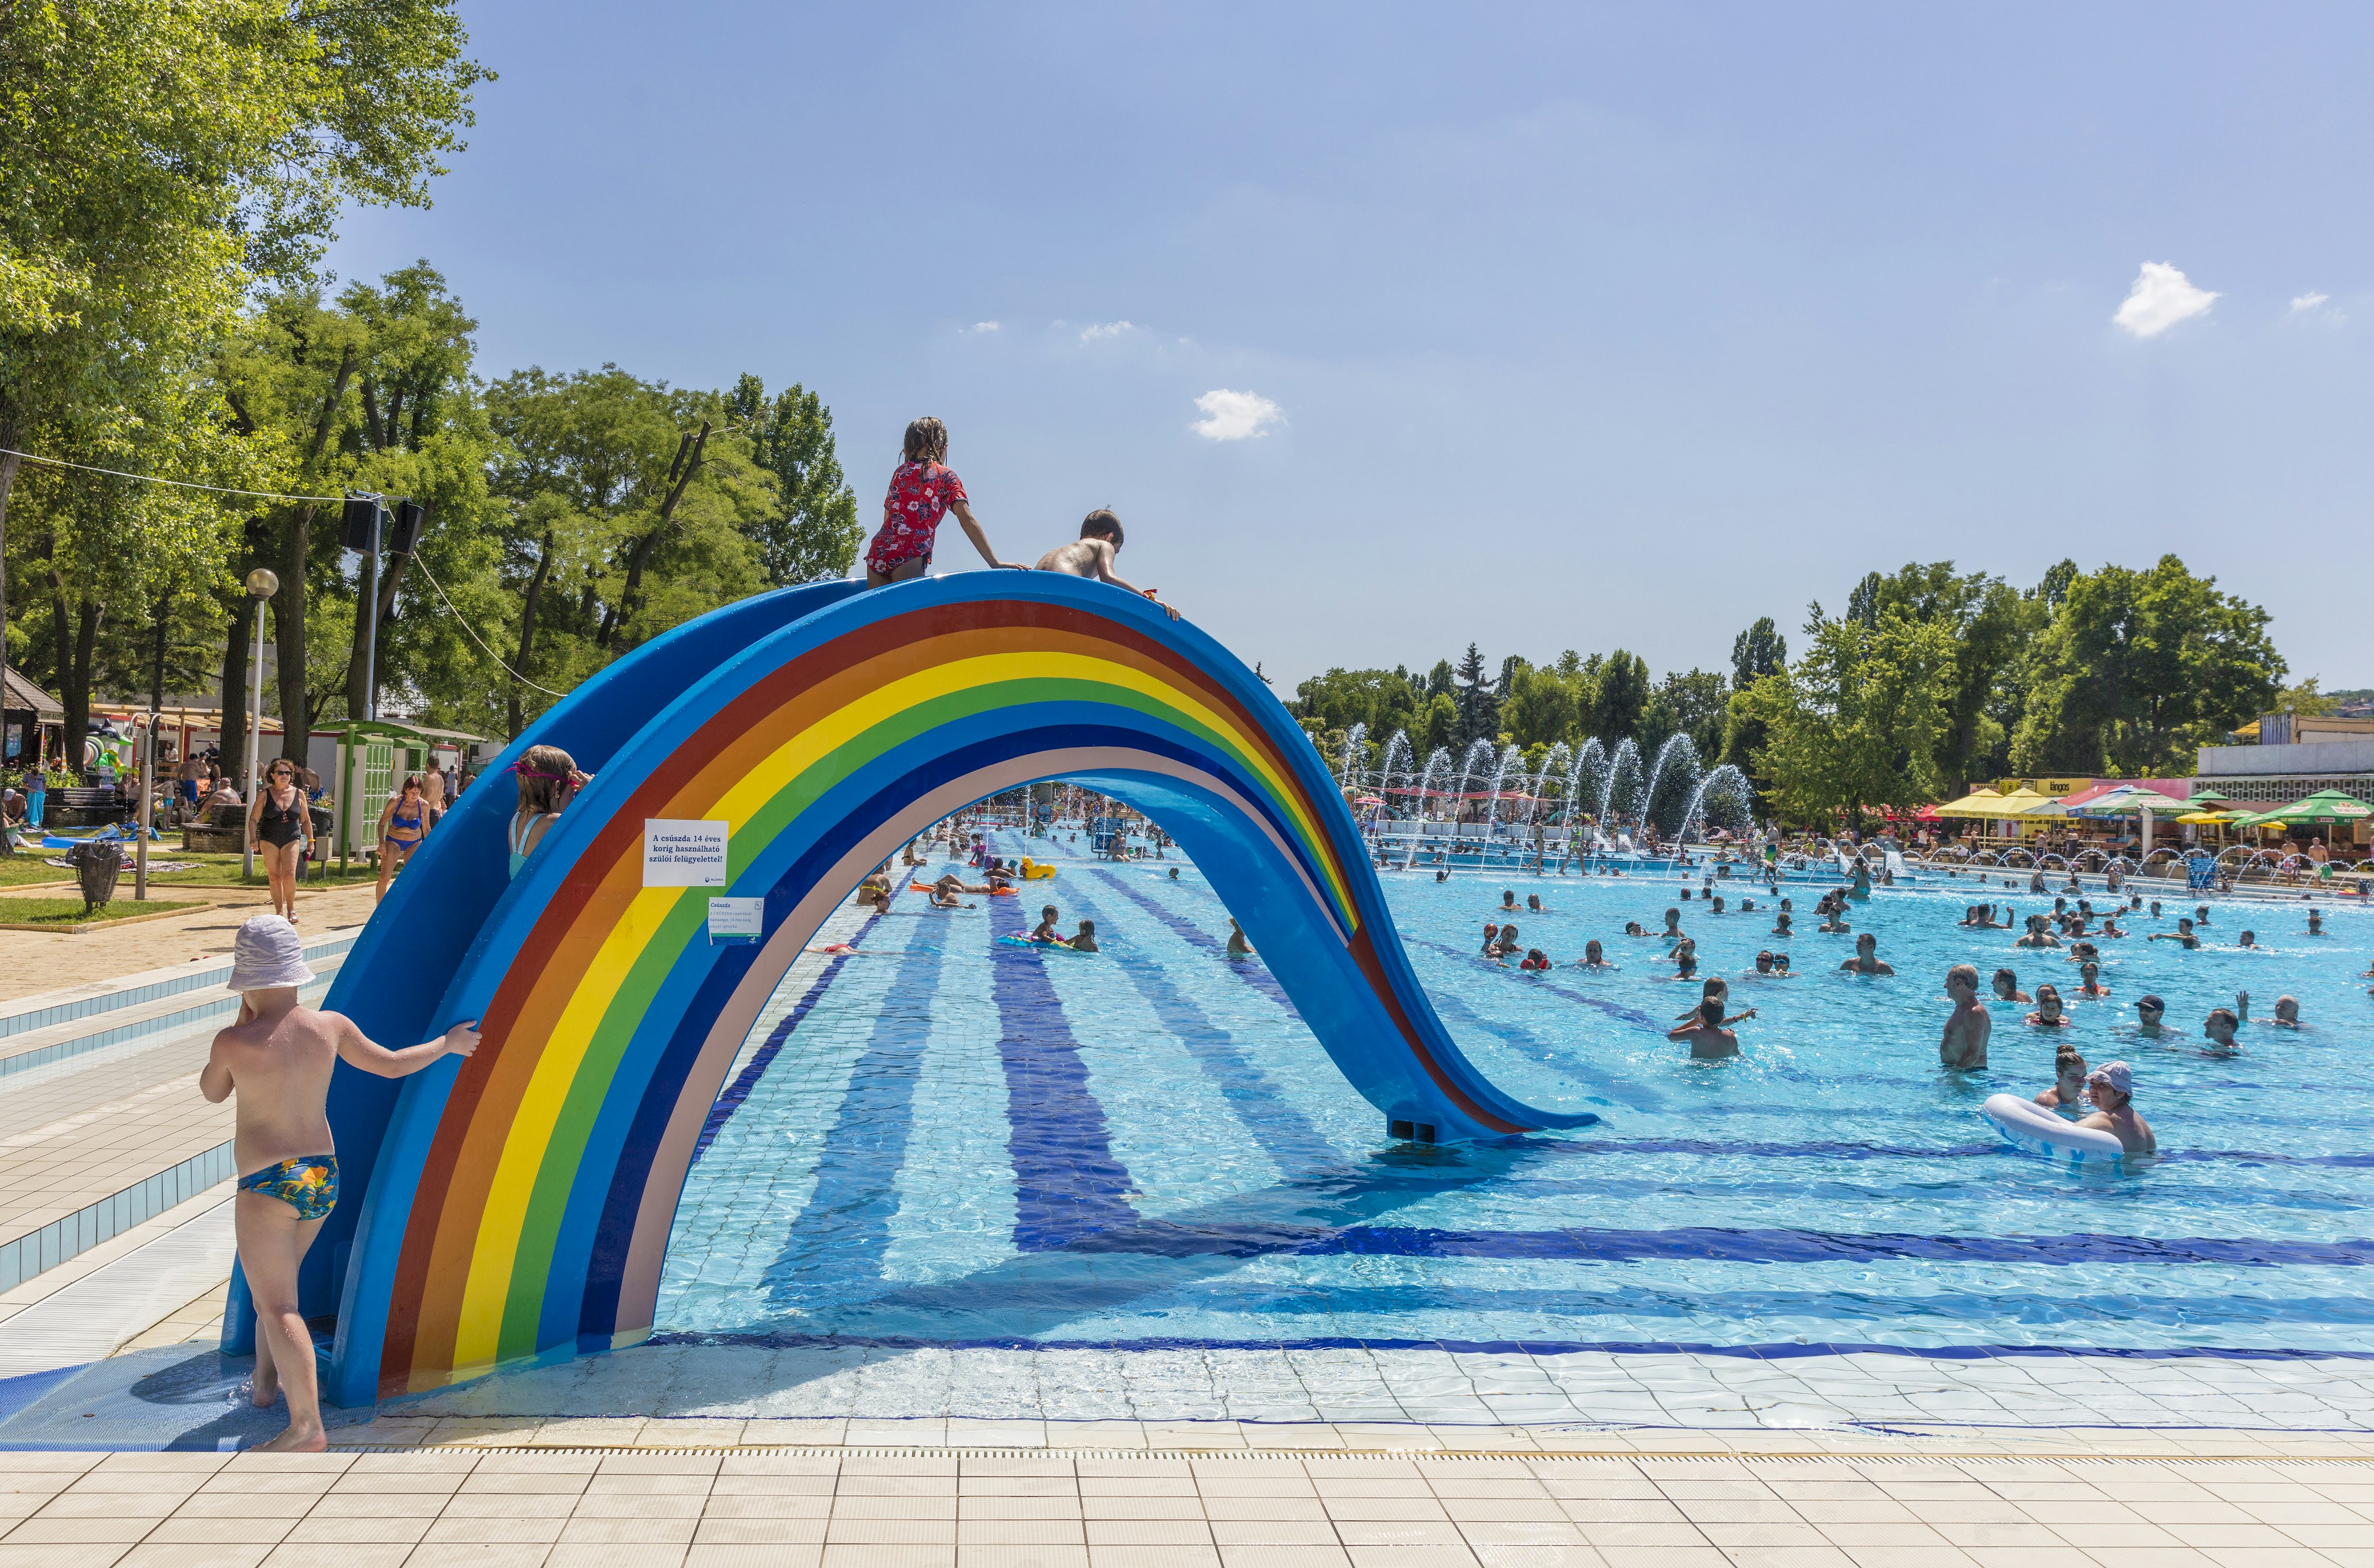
top-left (1980, 1093), bottom-right (2125, 1165)
top-left (997, 934), bottom-right (1094, 956)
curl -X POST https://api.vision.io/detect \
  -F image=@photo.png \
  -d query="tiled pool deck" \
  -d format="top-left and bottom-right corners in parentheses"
top-left (4, 1441), bottom-right (2372, 1568)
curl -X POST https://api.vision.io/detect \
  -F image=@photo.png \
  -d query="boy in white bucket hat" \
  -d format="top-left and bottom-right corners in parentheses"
top-left (201, 915), bottom-right (479, 1451)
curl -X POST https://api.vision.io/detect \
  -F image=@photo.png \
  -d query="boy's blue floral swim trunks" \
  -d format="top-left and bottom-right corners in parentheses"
top-left (237, 1155), bottom-right (338, 1221)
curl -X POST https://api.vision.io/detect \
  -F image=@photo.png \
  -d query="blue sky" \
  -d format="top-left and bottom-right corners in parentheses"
top-left (328, 3), bottom-right (2370, 693)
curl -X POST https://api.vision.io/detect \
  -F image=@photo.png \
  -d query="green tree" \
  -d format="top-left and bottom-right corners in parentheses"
top-left (1730, 617), bottom-right (1787, 690)
top-left (485, 366), bottom-right (774, 735)
top-left (2010, 556), bottom-right (2284, 777)
top-left (1589, 650), bottom-right (1651, 744)
top-left (1869, 562), bottom-right (2036, 794)
top-left (1640, 669), bottom-right (1729, 761)
top-left (1502, 661), bottom-right (1581, 750)
top-left (1452, 643), bottom-right (1498, 746)
top-left (0, 0), bottom-right (487, 698)
top-left (1424, 659), bottom-right (1455, 701)
top-left (1740, 604), bottom-right (1958, 828)
top-left (728, 375), bottom-right (861, 585)
top-left (1292, 667), bottom-right (1419, 740)
top-left (1415, 692), bottom-right (1460, 758)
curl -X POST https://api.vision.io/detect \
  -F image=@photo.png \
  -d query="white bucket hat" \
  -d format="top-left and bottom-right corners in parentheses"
top-left (227, 915), bottom-right (315, 993)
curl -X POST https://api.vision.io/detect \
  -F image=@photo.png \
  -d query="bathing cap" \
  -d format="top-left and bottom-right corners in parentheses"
top-left (227, 915), bottom-right (315, 993)
top-left (2087, 1061), bottom-right (2134, 1095)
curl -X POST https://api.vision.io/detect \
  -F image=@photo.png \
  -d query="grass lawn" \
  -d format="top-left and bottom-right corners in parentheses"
top-left (0, 896), bottom-right (208, 927)
top-left (0, 845), bottom-right (380, 889)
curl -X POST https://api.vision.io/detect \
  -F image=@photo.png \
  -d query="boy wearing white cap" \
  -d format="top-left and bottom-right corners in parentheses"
top-left (200, 915), bottom-right (479, 1452)
top-left (2075, 1061), bottom-right (2155, 1155)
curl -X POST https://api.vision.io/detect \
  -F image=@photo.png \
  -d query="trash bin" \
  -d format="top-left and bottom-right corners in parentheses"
top-left (64, 839), bottom-right (124, 915)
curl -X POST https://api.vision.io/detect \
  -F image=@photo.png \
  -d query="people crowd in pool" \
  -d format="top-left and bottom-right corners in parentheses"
top-left (1464, 860), bottom-right (2355, 1156)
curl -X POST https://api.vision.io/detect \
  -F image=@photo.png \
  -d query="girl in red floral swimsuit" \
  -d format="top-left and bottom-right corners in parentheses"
top-left (864, 417), bottom-right (1025, 586)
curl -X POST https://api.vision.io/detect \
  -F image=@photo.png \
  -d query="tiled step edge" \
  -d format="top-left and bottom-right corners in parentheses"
top-left (0, 1141), bottom-right (234, 1293)
top-left (0, 958), bottom-right (346, 1081)
top-left (0, 931), bottom-right (360, 1042)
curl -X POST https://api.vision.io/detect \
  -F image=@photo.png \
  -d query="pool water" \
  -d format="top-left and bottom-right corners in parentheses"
top-left (657, 831), bottom-right (2372, 1357)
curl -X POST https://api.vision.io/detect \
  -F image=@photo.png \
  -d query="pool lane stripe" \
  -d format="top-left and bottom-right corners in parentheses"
top-left (1060, 880), bottom-right (1340, 1177)
top-left (759, 913), bottom-right (951, 1302)
top-left (1091, 870), bottom-right (1303, 1017)
top-left (1013, 1220), bottom-right (2374, 1268)
top-left (647, 1328), bottom-right (2374, 1364)
top-left (691, 898), bottom-right (901, 1166)
top-left (987, 893), bottom-right (1141, 1249)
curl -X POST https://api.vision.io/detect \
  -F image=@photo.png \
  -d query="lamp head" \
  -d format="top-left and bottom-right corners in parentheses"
top-left (245, 567), bottom-right (279, 600)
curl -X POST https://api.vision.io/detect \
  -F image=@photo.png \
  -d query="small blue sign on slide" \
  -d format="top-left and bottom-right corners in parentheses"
top-left (707, 896), bottom-right (764, 944)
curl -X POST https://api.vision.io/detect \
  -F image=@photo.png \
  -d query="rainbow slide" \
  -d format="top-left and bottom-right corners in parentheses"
top-left (237, 575), bottom-right (1591, 1406)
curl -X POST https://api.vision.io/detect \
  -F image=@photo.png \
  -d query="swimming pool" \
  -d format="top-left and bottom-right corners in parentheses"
top-left (657, 831), bottom-right (2372, 1362)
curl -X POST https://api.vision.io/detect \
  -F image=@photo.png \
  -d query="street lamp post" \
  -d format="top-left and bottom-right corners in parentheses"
top-left (241, 567), bottom-right (279, 881)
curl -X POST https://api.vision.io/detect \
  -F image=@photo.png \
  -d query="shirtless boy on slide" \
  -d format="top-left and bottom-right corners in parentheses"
top-left (200, 917), bottom-right (480, 1451)
top-left (1036, 510), bottom-right (1180, 617)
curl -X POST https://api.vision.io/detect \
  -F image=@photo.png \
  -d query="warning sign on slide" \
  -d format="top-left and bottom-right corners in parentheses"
top-left (643, 820), bottom-right (730, 886)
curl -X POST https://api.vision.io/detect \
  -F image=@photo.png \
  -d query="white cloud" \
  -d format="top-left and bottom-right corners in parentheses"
top-left (1079, 320), bottom-right (1136, 342)
top-left (2112, 262), bottom-right (2219, 337)
top-left (1190, 389), bottom-right (1285, 441)
top-left (2291, 292), bottom-right (2331, 312)
top-left (962, 320), bottom-right (1000, 334)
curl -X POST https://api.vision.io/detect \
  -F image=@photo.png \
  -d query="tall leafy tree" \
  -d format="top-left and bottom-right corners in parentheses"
top-left (485, 367), bottom-right (773, 735)
top-left (1870, 562), bottom-right (2036, 794)
top-left (1640, 669), bottom-right (1729, 762)
top-left (1589, 650), bottom-right (1651, 744)
top-left (727, 376), bottom-right (861, 585)
top-left (1739, 603), bottom-right (1958, 828)
top-left (1730, 618), bottom-right (1787, 690)
top-left (2010, 556), bottom-right (2283, 776)
top-left (0, 0), bottom-right (486, 697)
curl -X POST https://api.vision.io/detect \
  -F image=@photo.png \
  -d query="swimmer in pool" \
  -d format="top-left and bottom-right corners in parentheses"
top-left (2016, 915), bottom-right (2061, 949)
top-left (2132, 993), bottom-right (2167, 1037)
top-left (1576, 939), bottom-right (1616, 970)
top-left (1941, 963), bottom-right (1991, 1069)
top-left (1771, 911), bottom-right (1793, 938)
top-left (1490, 923), bottom-right (1522, 960)
top-left (2076, 1061), bottom-right (2155, 1154)
top-left (1068, 919), bottom-right (1099, 952)
top-left (2149, 917), bottom-right (2200, 949)
top-left (1667, 997), bottom-right (1740, 1059)
top-left (2035, 1042), bottom-right (2089, 1111)
top-left (1518, 948), bottom-right (1550, 972)
top-left (1661, 907), bottom-right (1684, 939)
top-left (1500, 889), bottom-right (1518, 912)
top-left (2075, 959), bottom-right (2108, 998)
top-left (1751, 950), bottom-right (1776, 975)
top-left (1839, 932), bottom-right (1894, 975)
top-left (1030, 905), bottom-right (1063, 943)
top-left (2307, 909), bottom-right (2324, 936)
top-left (2270, 993), bottom-right (2304, 1028)
top-left (1674, 977), bottom-right (1756, 1025)
top-left (2027, 984), bottom-right (2069, 1028)
top-left (1674, 947), bottom-right (1699, 982)
top-left (1225, 918), bottom-right (1256, 959)
top-left (1527, 893), bottom-right (1546, 912)
top-left (2099, 910), bottom-right (2125, 938)
top-left (2203, 1004), bottom-right (2241, 1054)
top-left (1771, 952), bottom-right (1792, 975)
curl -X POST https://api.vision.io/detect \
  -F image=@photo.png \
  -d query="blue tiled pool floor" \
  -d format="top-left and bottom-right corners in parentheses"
top-left (622, 830), bottom-right (2374, 1430)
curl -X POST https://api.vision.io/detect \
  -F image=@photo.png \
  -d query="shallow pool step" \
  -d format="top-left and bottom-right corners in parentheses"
top-left (0, 930), bottom-right (360, 1077)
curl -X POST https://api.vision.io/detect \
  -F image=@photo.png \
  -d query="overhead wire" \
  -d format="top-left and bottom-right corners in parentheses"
top-left (3, 444), bottom-right (569, 698)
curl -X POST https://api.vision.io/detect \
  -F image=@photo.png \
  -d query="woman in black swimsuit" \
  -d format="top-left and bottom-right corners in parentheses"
top-left (246, 760), bottom-right (314, 923)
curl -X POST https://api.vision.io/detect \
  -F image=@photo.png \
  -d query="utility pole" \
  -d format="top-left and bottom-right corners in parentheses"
top-left (240, 569), bottom-right (279, 881)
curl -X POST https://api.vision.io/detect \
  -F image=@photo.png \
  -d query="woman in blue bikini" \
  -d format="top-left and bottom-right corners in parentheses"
top-left (373, 774), bottom-right (430, 901)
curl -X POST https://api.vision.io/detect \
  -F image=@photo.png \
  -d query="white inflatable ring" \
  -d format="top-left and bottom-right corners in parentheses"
top-left (1981, 1093), bottom-right (2127, 1165)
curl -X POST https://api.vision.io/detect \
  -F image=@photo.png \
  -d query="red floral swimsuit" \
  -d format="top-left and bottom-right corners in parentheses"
top-left (866, 461), bottom-right (968, 575)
